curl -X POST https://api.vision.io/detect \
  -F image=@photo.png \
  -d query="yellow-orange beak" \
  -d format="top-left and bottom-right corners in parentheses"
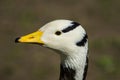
top-left (15, 31), bottom-right (44, 45)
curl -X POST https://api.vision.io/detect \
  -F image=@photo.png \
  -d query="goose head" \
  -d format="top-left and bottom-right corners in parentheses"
top-left (15, 19), bottom-right (88, 80)
top-left (15, 20), bottom-right (87, 55)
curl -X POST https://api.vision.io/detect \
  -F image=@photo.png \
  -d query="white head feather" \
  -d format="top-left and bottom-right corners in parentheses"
top-left (40, 20), bottom-right (87, 55)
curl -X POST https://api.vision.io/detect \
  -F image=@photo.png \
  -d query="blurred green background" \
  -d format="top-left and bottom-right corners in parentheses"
top-left (0, 0), bottom-right (120, 80)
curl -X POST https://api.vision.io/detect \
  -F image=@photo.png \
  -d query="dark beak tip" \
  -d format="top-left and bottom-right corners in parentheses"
top-left (15, 37), bottom-right (20, 43)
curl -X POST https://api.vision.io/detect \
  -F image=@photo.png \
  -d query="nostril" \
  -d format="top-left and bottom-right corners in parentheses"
top-left (29, 36), bottom-right (34, 39)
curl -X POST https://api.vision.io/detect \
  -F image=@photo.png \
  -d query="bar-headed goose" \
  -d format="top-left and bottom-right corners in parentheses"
top-left (15, 19), bottom-right (88, 80)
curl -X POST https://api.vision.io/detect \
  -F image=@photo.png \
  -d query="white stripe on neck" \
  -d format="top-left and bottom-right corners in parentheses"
top-left (60, 42), bottom-right (88, 80)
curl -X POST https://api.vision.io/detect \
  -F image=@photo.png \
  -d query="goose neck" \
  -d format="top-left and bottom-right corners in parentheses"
top-left (59, 52), bottom-right (88, 80)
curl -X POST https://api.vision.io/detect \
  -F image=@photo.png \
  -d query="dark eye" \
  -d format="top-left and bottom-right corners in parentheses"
top-left (55, 31), bottom-right (61, 35)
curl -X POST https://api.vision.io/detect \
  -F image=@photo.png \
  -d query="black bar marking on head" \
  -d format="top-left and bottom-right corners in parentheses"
top-left (62, 22), bottom-right (80, 33)
top-left (76, 34), bottom-right (88, 46)
top-left (60, 64), bottom-right (76, 80)
top-left (83, 56), bottom-right (88, 80)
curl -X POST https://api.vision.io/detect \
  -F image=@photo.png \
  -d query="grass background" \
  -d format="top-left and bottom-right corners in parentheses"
top-left (0, 0), bottom-right (120, 80)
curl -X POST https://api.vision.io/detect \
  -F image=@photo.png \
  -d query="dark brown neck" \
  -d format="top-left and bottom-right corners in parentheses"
top-left (59, 57), bottom-right (88, 80)
top-left (59, 63), bottom-right (76, 80)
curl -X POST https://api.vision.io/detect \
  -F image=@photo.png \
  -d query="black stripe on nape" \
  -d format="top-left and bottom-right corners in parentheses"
top-left (62, 22), bottom-right (80, 33)
top-left (76, 34), bottom-right (88, 46)
top-left (83, 56), bottom-right (88, 80)
top-left (59, 64), bottom-right (76, 80)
